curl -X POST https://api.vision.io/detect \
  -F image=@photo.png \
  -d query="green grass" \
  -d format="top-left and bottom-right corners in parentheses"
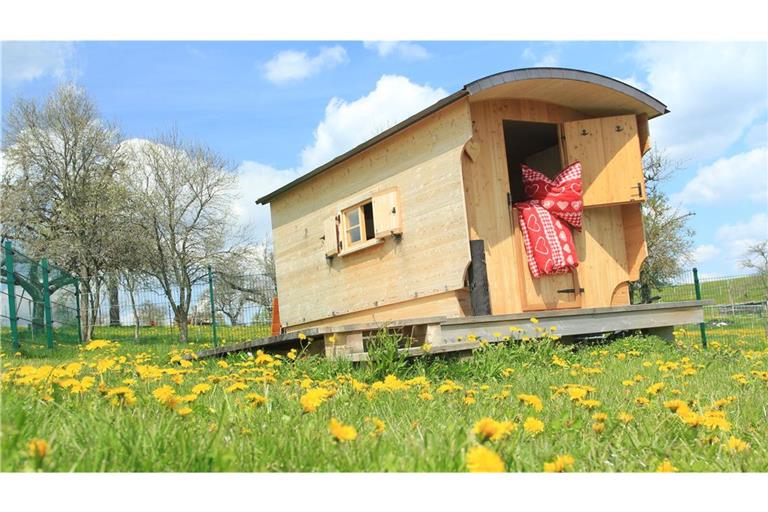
top-left (658, 274), bottom-right (767, 304)
top-left (92, 323), bottom-right (271, 345)
top-left (1, 328), bottom-right (766, 472)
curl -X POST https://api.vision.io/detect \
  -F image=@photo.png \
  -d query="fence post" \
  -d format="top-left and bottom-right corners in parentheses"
top-left (208, 265), bottom-right (218, 348)
top-left (41, 259), bottom-right (54, 349)
top-left (693, 267), bottom-right (707, 349)
top-left (4, 241), bottom-right (20, 351)
top-left (74, 278), bottom-right (84, 344)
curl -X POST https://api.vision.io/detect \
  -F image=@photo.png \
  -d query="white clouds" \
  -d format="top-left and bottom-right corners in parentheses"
top-left (299, 74), bottom-right (447, 170)
top-left (263, 46), bottom-right (348, 84)
top-left (0, 41), bottom-right (76, 83)
top-left (692, 244), bottom-right (719, 265)
top-left (632, 42), bottom-right (767, 163)
top-left (672, 147), bottom-right (767, 206)
top-left (521, 46), bottom-right (560, 67)
top-left (713, 213), bottom-right (768, 271)
top-left (232, 161), bottom-right (303, 238)
top-left (363, 41), bottom-right (429, 60)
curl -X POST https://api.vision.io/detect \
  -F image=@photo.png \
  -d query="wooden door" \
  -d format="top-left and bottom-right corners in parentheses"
top-left (563, 114), bottom-right (645, 207)
top-left (510, 208), bottom-right (581, 312)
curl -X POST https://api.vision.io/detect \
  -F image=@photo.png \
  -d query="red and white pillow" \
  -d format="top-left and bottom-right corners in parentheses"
top-left (521, 161), bottom-right (583, 230)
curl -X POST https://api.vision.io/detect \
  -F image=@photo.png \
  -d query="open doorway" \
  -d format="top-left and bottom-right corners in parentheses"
top-left (503, 120), bottom-right (562, 203)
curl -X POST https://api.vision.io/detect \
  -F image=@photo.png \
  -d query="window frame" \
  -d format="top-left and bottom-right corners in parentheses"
top-left (341, 199), bottom-right (376, 249)
top-left (336, 197), bottom-right (384, 257)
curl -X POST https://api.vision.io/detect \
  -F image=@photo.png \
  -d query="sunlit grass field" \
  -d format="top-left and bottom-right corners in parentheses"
top-left (2, 325), bottom-right (766, 472)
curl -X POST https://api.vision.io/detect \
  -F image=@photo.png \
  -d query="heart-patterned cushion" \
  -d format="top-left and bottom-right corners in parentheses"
top-left (521, 161), bottom-right (583, 230)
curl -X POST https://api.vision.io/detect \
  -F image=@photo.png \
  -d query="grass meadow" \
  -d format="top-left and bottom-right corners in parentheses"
top-left (1, 324), bottom-right (766, 472)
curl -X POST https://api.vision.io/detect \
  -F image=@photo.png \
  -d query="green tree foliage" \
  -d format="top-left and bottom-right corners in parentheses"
top-left (632, 149), bottom-right (695, 303)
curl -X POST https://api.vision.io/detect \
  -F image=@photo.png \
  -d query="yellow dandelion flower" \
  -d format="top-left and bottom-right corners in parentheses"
top-left (287, 349), bottom-right (297, 360)
top-left (225, 382), bottom-right (248, 393)
top-left (523, 417), bottom-right (544, 435)
top-left (530, 317), bottom-right (539, 324)
top-left (466, 445), bottom-right (505, 472)
top-left (177, 406), bottom-right (193, 417)
top-left (635, 396), bottom-right (650, 406)
top-left (664, 399), bottom-right (688, 412)
top-left (298, 333), bottom-right (307, 341)
top-left (592, 412), bottom-right (608, 422)
top-left (618, 412), bottom-right (634, 423)
top-left (578, 399), bottom-right (601, 410)
top-left (473, 417), bottom-right (517, 442)
top-left (245, 392), bottom-right (267, 406)
top-left (217, 360), bottom-right (229, 369)
top-left (656, 459), bottom-right (677, 472)
top-left (28, 438), bottom-right (48, 459)
top-left (419, 391), bottom-right (434, 401)
top-left (152, 385), bottom-right (176, 405)
top-left (463, 395), bottom-right (476, 405)
top-left (367, 417), bottom-right (386, 437)
top-left (517, 394), bottom-right (543, 412)
top-left (300, 387), bottom-right (334, 413)
top-left (646, 382), bottom-right (665, 395)
top-left (543, 454), bottom-right (574, 473)
top-left (592, 422), bottom-right (605, 433)
top-left (329, 418), bottom-right (357, 442)
top-left (726, 436), bottom-right (749, 453)
top-left (421, 342), bottom-right (432, 353)
top-left (191, 383), bottom-right (212, 395)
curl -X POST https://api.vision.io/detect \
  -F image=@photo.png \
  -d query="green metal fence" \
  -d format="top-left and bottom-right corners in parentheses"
top-left (657, 268), bottom-right (768, 345)
top-left (88, 269), bottom-right (276, 347)
top-left (1, 241), bottom-right (82, 350)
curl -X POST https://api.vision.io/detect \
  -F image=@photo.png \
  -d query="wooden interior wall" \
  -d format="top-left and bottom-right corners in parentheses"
top-left (271, 99), bottom-right (474, 328)
top-left (462, 99), bottom-right (588, 314)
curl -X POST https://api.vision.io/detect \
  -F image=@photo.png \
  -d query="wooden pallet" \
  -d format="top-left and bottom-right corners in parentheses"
top-left (190, 300), bottom-right (710, 361)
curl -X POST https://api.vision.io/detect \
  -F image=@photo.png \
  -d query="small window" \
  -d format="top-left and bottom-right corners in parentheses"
top-left (342, 200), bottom-right (376, 249)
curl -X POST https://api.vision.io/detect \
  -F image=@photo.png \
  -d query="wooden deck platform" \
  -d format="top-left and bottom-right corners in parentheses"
top-left (189, 300), bottom-right (710, 361)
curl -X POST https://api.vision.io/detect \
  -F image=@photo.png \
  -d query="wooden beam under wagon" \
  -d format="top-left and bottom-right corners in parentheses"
top-left (188, 301), bottom-right (710, 361)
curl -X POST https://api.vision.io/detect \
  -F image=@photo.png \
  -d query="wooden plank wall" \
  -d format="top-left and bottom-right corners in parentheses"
top-left (271, 99), bottom-right (474, 328)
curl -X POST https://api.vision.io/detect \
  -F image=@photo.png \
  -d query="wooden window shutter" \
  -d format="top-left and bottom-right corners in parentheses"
top-left (372, 187), bottom-right (402, 238)
top-left (323, 215), bottom-right (340, 257)
top-left (563, 114), bottom-right (645, 207)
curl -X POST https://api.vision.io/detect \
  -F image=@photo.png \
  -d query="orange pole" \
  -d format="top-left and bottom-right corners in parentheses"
top-left (270, 296), bottom-right (281, 336)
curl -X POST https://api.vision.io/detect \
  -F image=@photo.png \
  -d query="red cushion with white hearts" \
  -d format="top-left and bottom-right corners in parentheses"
top-left (517, 201), bottom-right (578, 278)
top-left (521, 161), bottom-right (583, 230)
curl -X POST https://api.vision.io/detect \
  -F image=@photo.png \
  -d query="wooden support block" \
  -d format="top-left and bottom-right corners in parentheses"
top-left (324, 331), bottom-right (364, 359)
top-left (643, 326), bottom-right (674, 342)
top-left (425, 324), bottom-right (444, 345)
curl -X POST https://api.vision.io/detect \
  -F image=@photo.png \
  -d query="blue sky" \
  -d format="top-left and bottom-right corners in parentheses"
top-left (1, 40), bottom-right (766, 277)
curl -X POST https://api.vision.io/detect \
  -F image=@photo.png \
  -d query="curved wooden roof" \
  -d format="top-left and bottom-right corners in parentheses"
top-left (257, 67), bottom-right (667, 204)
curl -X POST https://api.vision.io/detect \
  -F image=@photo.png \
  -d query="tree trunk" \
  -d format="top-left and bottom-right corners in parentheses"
top-left (108, 274), bottom-right (121, 327)
top-left (32, 300), bottom-right (45, 338)
top-left (224, 311), bottom-right (238, 326)
top-left (80, 278), bottom-right (91, 343)
top-left (128, 286), bottom-right (140, 340)
top-left (640, 283), bottom-right (652, 304)
top-left (175, 309), bottom-right (189, 343)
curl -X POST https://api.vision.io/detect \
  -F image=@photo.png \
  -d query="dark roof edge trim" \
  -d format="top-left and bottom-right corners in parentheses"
top-left (465, 67), bottom-right (669, 116)
top-left (255, 90), bottom-right (468, 205)
top-left (257, 67), bottom-right (669, 205)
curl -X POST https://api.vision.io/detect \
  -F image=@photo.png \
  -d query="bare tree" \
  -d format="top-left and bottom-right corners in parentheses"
top-left (125, 132), bottom-right (247, 342)
top-left (1, 84), bottom-right (138, 341)
top-left (740, 241), bottom-right (768, 299)
top-left (631, 148), bottom-right (696, 303)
